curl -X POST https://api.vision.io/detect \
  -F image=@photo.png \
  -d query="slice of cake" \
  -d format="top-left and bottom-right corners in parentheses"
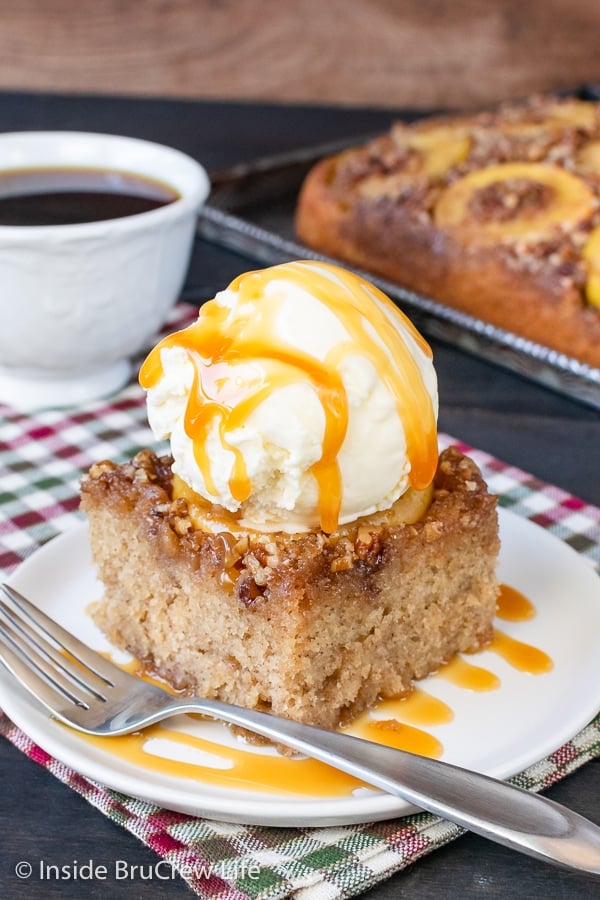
top-left (81, 260), bottom-right (499, 731)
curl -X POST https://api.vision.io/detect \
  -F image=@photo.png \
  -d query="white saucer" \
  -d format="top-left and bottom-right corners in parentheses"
top-left (0, 359), bottom-right (131, 411)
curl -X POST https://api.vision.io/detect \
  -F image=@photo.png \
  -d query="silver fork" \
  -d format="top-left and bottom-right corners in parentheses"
top-left (1, 582), bottom-right (599, 876)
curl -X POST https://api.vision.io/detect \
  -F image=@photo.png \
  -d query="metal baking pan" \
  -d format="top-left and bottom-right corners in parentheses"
top-left (197, 120), bottom-right (600, 411)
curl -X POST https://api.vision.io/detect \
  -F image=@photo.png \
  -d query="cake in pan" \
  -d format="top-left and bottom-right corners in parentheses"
top-left (295, 96), bottom-right (600, 368)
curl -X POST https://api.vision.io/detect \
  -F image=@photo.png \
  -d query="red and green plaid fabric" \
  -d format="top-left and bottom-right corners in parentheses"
top-left (1, 303), bottom-right (599, 899)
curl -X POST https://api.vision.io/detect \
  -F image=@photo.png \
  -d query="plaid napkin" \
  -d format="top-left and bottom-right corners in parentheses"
top-left (1, 303), bottom-right (599, 900)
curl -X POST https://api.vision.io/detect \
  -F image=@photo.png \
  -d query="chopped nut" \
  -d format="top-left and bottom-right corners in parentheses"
top-left (330, 555), bottom-right (355, 573)
top-left (424, 521), bottom-right (444, 540)
top-left (88, 460), bottom-right (115, 478)
top-left (172, 517), bottom-right (192, 536)
top-left (355, 528), bottom-right (384, 567)
top-left (237, 576), bottom-right (265, 606)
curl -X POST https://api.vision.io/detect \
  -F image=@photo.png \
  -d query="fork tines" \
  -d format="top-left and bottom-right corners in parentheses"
top-left (0, 583), bottom-right (115, 709)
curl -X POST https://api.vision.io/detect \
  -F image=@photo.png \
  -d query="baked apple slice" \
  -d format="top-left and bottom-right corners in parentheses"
top-left (405, 126), bottom-right (471, 178)
top-left (544, 98), bottom-right (597, 129)
top-left (583, 226), bottom-right (600, 309)
top-left (497, 99), bottom-right (597, 137)
top-left (390, 122), bottom-right (471, 179)
top-left (576, 140), bottom-right (600, 176)
top-left (434, 162), bottom-right (596, 241)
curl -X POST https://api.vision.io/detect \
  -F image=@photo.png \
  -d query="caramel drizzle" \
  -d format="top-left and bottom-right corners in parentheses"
top-left (140, 261), bottom-right (437, 533)
top-left (492, 584), bottom-right (552, 673)
top-left (77, 722), bottom-right (364, 798)
top-left (489, 631), bottom-right (553, 674)
top-left (439, 656), bottom-right (501, 691)
top-left (495, 583), bottom-right (536, 621)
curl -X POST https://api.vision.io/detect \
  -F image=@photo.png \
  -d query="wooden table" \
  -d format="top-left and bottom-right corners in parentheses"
top-left (1, 90), bottom-right (599, 899)
top-left (1, 1), bottom-right (600, 110)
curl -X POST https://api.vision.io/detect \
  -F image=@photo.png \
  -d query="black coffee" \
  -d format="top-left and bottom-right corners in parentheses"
top-left (0, 167), bottom-right (180, 226)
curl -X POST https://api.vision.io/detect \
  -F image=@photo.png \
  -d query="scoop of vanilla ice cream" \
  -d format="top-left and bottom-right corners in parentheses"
top-left (140, 261), bottom-right (438, 533)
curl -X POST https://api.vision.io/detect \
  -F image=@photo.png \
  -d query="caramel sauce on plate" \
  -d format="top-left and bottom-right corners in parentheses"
top-left (345, 716), bottom-right (444, 759)
top-left (492, 584), bottom-right (553, 674)
top-left (74, 583), bottom-right (552, 799)
top-left (139, 261), bottom-right (438, 534)
top-left (78, 721), bottom-right (363, 798)
top-left (374, 688), bottom-right (454, 727)
top-left (438, 656), bottom-right (501, 691)
top-left (495, 583), bottom-right (536, 621)
top-left (488, 631), bottom-right (553, 674)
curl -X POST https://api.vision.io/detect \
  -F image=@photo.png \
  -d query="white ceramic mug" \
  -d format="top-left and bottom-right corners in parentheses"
top-left (0, 131), bottom-right (210, 410)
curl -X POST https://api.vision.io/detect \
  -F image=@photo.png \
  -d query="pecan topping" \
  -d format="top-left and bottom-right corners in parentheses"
top-left (468, 178), bottom-right (554, 224)
top-left (355, 528), bottom-right (384, 568)
top-left (236, 576), bottom-right (265, 607)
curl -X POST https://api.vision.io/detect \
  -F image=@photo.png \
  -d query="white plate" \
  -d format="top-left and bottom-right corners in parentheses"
top-left (1, 510), bottom-right (599, 826)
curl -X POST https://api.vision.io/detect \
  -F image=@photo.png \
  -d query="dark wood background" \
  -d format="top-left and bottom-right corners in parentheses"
top-left (1, 0), bottom-right (600, 109)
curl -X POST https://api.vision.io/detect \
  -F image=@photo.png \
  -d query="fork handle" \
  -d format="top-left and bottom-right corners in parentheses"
top-left (161, 696), bottom-right (600, 875)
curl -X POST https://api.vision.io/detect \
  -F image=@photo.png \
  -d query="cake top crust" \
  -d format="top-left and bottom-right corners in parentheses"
top-left (81, 445), bottom-right (498, 610)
